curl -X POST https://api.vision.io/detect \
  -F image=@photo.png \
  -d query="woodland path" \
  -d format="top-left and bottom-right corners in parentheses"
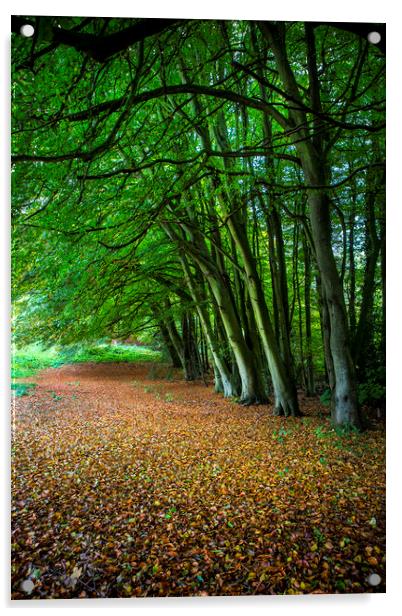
top-left (11, 362), bottom-right (385, 598)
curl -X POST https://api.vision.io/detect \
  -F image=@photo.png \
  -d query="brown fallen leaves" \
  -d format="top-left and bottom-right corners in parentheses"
top-left (11, 363), bottom-right (385, 598)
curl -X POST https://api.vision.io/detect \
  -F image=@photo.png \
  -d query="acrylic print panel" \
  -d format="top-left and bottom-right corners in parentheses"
top-left (11, 16), bottom-right (385, 599)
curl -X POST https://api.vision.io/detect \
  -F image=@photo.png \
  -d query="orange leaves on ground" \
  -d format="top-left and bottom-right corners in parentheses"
top-left (11, 363), bottom-right (385, 598)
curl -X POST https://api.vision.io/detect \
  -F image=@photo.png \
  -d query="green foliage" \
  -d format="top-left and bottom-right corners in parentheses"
top-left (319, 389), bottom-right (332, 407)
top-left (313, 528), bottom-right (325, 545)
top-left (11, 343), bottom-right (162, 392)
top-left (70, 344), bottom-right (161, 364)
top-left (11, 17), bottom-right (385, 429)
top-left (357, 381), bottom-right (385, 405)
top-left (11, 344), bottom-right (60, 379)
top-left (13, 343), bottom-right (160, 372)
top-left (49, 391), bottom-right (63, 401)
top-left (318, 376), bottom-right (386, 411)
top-left (11, 382), bottom-right (36, 397)
top-left (314, 421), bottom-right (361, 443)
top-left (273, 427), bottom-right (291, 444)
top-left (315, 424), bottom-right (330, 439)
top-left (10, 19), bottom-right (387, 597)
top-left (335, 579), bottom-right (347, 592)
top-left (333, 424), bottom-right (361, 438)
top-left (164, 506), bottom-right (177, 520)
top-left (164, 367), bottom-right (174, 381)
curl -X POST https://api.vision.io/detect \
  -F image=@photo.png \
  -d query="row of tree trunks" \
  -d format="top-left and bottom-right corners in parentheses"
top-left (152, 24), bottom-right (383, 428)
top-left (154, 298), bottom-right (205, 381)
top-left (212, 108), bottom-right (299, 415)
top-left (260, 21), bottom-right (362, 428)
top-left (178, 250), bottom-right (234, 396)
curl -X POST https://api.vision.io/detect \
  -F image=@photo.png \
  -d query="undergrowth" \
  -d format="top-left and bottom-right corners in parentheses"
top-left (11, 343), bottom-right (162, 384)
top-left (11, 382), bottom-right (37, 397)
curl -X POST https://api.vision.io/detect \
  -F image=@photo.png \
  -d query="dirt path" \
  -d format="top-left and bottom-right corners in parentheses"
top-left (11, 362), bottom-right (385, 598)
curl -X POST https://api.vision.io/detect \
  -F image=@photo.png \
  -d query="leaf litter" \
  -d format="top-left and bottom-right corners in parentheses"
top-left (11, 362), bottom-right (385, 598)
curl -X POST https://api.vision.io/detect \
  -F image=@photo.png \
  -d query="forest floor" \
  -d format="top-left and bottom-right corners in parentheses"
top-left (11, 362), bottom-right (385, 599)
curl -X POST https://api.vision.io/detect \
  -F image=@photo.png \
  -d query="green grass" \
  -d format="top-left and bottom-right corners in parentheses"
top-left (11, 344), bottom-right (61, 380)
top-left (11, 342), bottom-right (162, 382)
top-left (69, 344), bottom-right (161, 365)
top-left (11, 382), bottom-right (37, 397)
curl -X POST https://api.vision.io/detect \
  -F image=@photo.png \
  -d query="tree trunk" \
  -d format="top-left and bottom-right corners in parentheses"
top-left (303, 234), bottom-right (315, 396)
top-left (179, 251), bottom-right (234, 396)
top-left (316, 274), bottom-right (335, 392)
top-left (164, 221), bottom-right (266, 404)
top-left (308, 189), bottom-right (360, 427)
top-left (353, 167), bottom-right (383, 377)
top-left (163, 300), bottom-right (186, 370)
top-left (225, 214), bottom-right (300, 415)
top-left (158, 320), bottom-right (182, 368)
top-left (348, 184), bottom-right (357, 335)
top-left (260, 21), bottom-right (361, 427)
top-left (206, 272), bottom-right (267, 405)
top-left (181, 312), bottom-right (202, 381)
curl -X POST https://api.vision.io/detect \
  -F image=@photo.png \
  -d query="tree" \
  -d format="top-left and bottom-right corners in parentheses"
top-left (11, 17), bottom-right (385, 427)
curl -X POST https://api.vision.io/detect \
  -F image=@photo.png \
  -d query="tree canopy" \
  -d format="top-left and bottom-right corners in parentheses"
top-left (11, 17), bottom-right (385, 428)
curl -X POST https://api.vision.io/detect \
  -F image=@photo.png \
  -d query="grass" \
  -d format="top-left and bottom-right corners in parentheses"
top-left (11, 342), bottom-right (163, 385)
top-left (11, 344), bottom-right (61, 380)
top-left (11, 382), bottom-right (37, 397)
top-left (66, 344), bottom-right (161, 365)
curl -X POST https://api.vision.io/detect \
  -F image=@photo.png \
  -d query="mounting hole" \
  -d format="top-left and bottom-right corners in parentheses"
top-left (20, 24), bottom-right (35, 38)
top-left (367, 573), bottom-right (381, 586)
top-left (20, 579), bottom-right (35, 593)
top-left (367, 31), bottom-right (381, 45)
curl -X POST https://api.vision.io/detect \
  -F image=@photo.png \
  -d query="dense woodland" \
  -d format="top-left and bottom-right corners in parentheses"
top-left (11, 17), bottom-right (385, 428)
